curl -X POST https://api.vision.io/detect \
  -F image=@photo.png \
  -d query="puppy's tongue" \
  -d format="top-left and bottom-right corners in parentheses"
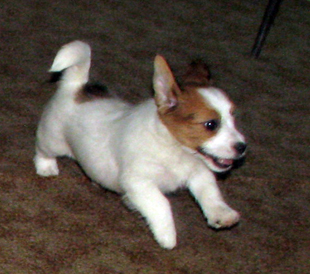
top-left (217, 158), bottom-right (233, 166)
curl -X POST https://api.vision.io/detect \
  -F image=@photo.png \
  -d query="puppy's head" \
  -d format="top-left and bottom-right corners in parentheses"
top-left (153, 55), bottom-right (246, 173)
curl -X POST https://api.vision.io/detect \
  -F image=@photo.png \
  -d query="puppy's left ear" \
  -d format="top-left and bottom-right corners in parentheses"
top-left (153, 55), bottom-right (181, 113)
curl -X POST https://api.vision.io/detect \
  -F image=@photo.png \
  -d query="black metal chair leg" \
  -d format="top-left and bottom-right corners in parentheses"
top-left (251, 0), bottom-right (283, 58)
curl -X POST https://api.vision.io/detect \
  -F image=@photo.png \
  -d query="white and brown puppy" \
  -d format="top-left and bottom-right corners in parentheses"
top-left (34, 41), bottom-right (246, 249)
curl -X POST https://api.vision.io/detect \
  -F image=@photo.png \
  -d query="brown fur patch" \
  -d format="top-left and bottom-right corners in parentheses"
top-left (159, 88), bottom-right (220, 150)
top-left (75, 83), bottom-right (110, 104)
top-left (181, 60), bottom-right (212, 88)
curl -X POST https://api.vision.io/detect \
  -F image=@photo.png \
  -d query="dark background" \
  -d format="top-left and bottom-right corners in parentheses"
top-left (0, 0), bottom-right (309, 273)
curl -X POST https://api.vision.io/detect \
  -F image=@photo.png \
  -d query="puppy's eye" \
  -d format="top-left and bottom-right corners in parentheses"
top-left (204, 119), bottom-right (219, 131)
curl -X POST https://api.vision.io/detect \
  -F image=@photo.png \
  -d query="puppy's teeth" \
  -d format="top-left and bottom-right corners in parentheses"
top-left (218, 159), bottom-right (233, 165)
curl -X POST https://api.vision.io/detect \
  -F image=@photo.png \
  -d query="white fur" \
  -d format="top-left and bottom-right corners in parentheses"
top-left (198, 88), bottom-right (246, 172)
top-left (34, 41), bottom-right (244, 249)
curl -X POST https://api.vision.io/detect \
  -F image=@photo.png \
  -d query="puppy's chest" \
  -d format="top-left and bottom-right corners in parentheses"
top-left (154, 156), bottom-right (197, 193)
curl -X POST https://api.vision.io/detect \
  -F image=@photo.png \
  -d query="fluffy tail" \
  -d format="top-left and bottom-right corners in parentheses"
top-left (49, 40), bottom-right (91, 91)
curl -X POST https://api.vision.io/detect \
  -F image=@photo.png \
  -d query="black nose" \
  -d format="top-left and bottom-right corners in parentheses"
top-left (234, 142), bottom-right (247, 155)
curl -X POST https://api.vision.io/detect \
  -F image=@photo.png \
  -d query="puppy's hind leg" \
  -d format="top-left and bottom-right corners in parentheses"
top-left (34, 149), bottom-right (59, 177)
top-left (34, 129), bottom-right (71, 177)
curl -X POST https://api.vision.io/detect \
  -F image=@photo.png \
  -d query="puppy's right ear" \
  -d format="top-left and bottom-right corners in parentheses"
top-left (181, 59), bottom-right (211, 87)
top-left (153, 55), bottom-right (181, 113)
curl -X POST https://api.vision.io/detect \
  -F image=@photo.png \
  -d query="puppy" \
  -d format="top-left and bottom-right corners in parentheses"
top-left (34, 41), bottom-right (246, 249)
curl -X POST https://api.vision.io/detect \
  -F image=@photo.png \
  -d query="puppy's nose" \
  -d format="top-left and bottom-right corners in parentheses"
top-left (234, 142), bottom-right (247, 155)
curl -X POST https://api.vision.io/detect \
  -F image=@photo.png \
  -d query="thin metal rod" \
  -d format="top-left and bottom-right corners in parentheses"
top-left (251, 0), bottom-right (283, 58)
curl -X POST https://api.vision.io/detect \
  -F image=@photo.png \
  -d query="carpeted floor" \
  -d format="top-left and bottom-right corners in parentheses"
top-left (0, 0), bottom-right (309, 273)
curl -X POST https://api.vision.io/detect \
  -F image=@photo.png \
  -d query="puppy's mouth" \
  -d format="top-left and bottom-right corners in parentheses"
top-left (197, 148), bottom-right (234, 170)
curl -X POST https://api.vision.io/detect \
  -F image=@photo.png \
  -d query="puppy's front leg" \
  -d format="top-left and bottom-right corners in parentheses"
top-left (188, 169), bottom-right (240, 229)
top-left (123, 182), bottom-right (176, 249)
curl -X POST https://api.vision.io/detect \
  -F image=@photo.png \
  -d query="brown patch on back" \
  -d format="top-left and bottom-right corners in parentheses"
top-left (159, 88), bottom-right (220, 150)
top-left (75, 83), bottom-right (111, 104)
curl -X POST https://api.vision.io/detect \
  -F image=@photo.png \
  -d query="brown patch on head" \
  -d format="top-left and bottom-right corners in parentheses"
top-left (159, 88), bottom-right (220, 150)
top-left (153, 55), bottom-right (220, 150)
top-left (181, 60), bottom-right (212, 88)
top-left (75, 83), bottom-right (110, 104)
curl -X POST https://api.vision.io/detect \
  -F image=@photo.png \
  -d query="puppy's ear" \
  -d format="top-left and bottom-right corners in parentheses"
top-left (181, 60), bottom-right (211, 87)
top-left (153, 55), bottom-right (181, 113)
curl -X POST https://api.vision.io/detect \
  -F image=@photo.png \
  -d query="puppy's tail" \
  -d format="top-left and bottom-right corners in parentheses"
top-left (49, 40), bottom-right (91, 92)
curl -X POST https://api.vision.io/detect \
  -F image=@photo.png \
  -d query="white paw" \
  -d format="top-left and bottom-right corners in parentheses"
top-left (153, 225), bottom-right (177, 249)
top-left (34, 156), bottom-right (59, 177)
top-left (207, 205), bottom-right (240, 229)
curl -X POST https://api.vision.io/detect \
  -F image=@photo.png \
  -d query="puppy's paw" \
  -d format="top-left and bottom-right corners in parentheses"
top-left (153, 225), bottom-right (177, 249)
top-left (34, 156), bottom-right (59, 177)
top-left (207, 205), bottom-right (240, 229)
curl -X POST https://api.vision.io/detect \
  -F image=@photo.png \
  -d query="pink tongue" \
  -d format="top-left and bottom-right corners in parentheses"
top-left (218, 158), bottom-right (233, 166)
